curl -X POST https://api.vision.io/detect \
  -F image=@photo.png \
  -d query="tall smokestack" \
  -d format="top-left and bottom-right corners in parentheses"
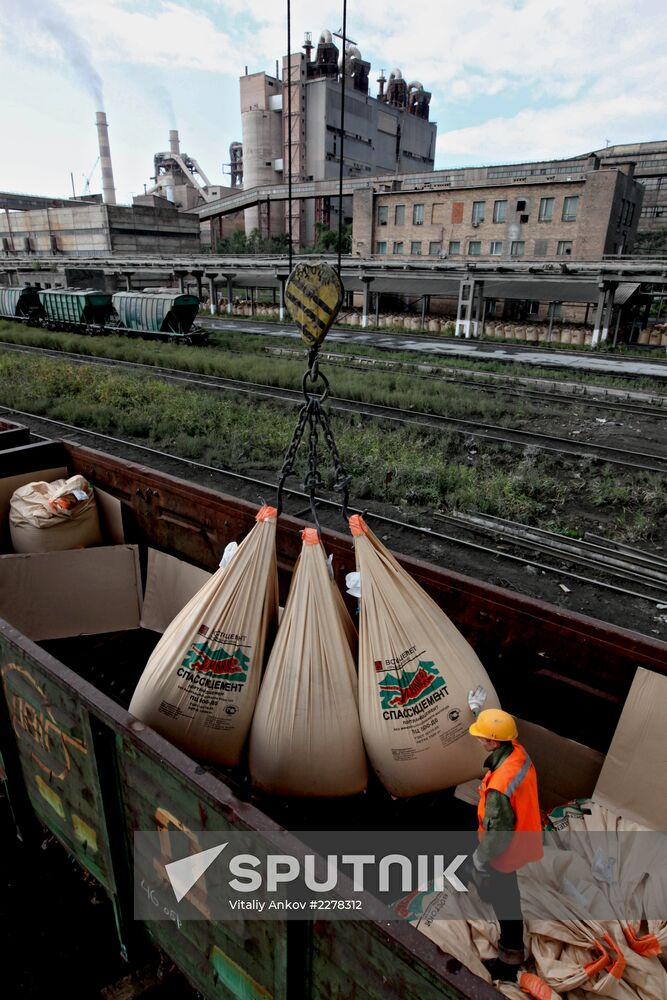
top-left (95, 111), bottom-right (117, 206)
top-left (169, 129), bottom-right (180, 156)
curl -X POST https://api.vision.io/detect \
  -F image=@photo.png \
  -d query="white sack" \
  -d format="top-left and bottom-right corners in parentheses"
top-left (10, 475), bottom-right (102, 552)
top-left (349, 515), bottom-right (500, 797)
top-left (249, 528), bottom-right (367, 797)
top-left (129, 505), bottom-right (279, 766)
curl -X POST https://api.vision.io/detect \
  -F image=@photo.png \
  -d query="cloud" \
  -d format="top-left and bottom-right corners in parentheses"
top-left (0, 0), bottom-right (104, 107)
top-left (58, 0), bottom-right (239, 73)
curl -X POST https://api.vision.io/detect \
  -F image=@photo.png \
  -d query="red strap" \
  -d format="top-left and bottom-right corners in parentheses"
top-left (623, 924), bottom-right (661, 957)
top-left (602, 932), bottom-right (626, 980)
top-left (583, 939), bottom-right (610, 979)
top-left (518, 971), bottom-right (553, 999)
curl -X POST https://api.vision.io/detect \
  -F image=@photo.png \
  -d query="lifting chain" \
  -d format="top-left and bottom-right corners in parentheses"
top-left (276, 348), bottom-right (351, 531)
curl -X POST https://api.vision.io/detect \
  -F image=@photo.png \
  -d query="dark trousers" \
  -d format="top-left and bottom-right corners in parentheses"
top-left (476, 867), bottom-right (525, 952)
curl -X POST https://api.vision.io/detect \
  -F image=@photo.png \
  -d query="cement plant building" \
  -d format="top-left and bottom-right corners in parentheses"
top-left (240, 28), bottom-right (437, 246)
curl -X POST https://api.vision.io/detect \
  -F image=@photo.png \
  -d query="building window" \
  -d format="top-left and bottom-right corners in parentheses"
top-left (394, 204), bottom-right (405, 225)
top-left (428, 241), bottom-right (442, 256)
top-left (412, 204), bottom-right (425, 225)
top-left (534, 239), bottom-right (548, 257)
top-left (393, 241), bottom-right (404, 254)
top-left (468, 240), bottom-right (482, 256)
top-left (538, 197), bottom-right (554, 222)
top-left (377, 205), bottom-right (388, 225)
top-left (562, 196), bottom-right (579, 221)
top-left (556, 240), bottom-right (572, 256)
top-left (472, 201), bottom-right (486, 225)
top-left (375, 241), bottom-right (387, 255)
top-left (410, 241), bottom-right (422, 255)
top-left (516, 199), bottom-right (527, 211)
top-left (489, 241), bottom-right (503, 255)
top-left (448, 240), bottom-right (461, 255)
top-left (493, 200), bottom-right (507, 223)
top-left (510, 240), bottom-right (525, 257)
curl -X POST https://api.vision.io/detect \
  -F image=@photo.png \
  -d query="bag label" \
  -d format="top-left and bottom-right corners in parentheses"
top-left (163, 625), bottom-right (255, 729)
top-left (375, 648), bottom-right (448, 721)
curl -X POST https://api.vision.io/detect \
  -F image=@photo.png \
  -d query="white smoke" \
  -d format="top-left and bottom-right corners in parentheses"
top-left (0, 0), bottom-right (104, 109)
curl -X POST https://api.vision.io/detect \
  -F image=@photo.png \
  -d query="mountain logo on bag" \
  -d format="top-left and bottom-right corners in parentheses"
top-left (181, 641), bottom-right (250, 682)
top-left (377, 661), bottom-right (446, 709)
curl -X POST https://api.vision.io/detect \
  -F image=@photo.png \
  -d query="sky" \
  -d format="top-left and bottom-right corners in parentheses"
top-left (0, 0), bottom-right (666, 205)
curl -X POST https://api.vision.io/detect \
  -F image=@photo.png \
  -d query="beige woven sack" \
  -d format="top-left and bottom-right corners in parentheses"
top-left (9, 475), bottom-right (102, 553)
top-left (129, 505), bottom-right (279, 766)
top-left (349, 515), bottom-right (500, 798)
top-left (249, 528), bottom-right (368, 797)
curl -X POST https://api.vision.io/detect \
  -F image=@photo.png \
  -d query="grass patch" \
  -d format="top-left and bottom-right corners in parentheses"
top-left (1, 320), bottom-right (666, 398)
top-left (1, 352), bottom-right (664, 545)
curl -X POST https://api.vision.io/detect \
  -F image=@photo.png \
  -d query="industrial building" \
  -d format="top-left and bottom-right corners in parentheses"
top-left (240, 28), bottom-right (437, 245)
top-left (353, 154), bottom-right (643, 261)
top-left (0, 201), bottom-right (200, 257)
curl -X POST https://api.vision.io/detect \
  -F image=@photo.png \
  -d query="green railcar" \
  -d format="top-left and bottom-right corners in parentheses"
top-left (38, 288), bottom-right (113, 330)
top-left (111, 291), bottom-right (206, 343)
top-left (0, 285), bottom-right (43, 321)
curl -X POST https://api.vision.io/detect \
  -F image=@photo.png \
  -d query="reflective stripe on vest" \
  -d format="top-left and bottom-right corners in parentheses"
top-left (477, 740), bottom-right (544, 872)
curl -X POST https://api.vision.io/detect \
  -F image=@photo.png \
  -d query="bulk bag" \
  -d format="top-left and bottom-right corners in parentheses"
top-left (249, 528), bottom-right (367, 797)
top-left (350, 514), bottom-right (500, 797)
top-left (129, 505), bottom-right (279, 766)
top-left (9, 475), bottom-right (102, 553)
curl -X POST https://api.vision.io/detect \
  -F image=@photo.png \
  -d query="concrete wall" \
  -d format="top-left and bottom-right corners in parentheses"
top-left (0, 204), bottom-right (200, 257)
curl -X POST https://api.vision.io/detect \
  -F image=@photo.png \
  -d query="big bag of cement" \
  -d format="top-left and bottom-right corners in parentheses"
top-left (9, 475), bottom-right (102, 553)
top-left (129, 505), bottom-right (279, 766)
top-left (248, 528), bottom-right (367, 797)
top-left (349, 514), bottom-right (499, 798)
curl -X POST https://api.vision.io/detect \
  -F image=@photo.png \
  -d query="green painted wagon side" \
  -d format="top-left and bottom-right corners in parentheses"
top-left (112, 292), bottom-right (200, 335)
top-left (0, 643), bottom-right (116, 891)
top-left (0, 286), bottom-right (42, 319)
top-left (38, 289), bottom-right (112, 327)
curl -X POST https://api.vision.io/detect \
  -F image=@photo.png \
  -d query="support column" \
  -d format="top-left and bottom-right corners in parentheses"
top-left (221, 273), bottom-right (235, 315)
top-left (375, 291), bottom-right (381, 328)
top-left (592, 281), bottom-right (617, 346)
top-left (250, 286), bottom-right (256, 317)
top-left (276, 273), bottom-right (288, 322)
top-left (191, 269), bottom-right (204, 301)
top-left (456, 278), bottom-right (479, 338)
top-left (361, 276), bottom-right (374, 329)
top-left (474, 283), bottom-right (485, 338)
top-left (173, 270), bottom-right (188, 293)
top-left (122, 271), bottom-right (133, 291)
top-left (420, 295), bottom-right (426, 331)
top-left (205, 273), bottom-right (219, 316)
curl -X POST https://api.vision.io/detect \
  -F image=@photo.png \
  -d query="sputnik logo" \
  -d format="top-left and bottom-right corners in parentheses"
top-left (165, 842), bottom-right (227, 902)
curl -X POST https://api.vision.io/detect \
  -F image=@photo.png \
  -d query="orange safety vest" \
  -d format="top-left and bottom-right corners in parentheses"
top-left (477, 740), bottom-right (544, 872)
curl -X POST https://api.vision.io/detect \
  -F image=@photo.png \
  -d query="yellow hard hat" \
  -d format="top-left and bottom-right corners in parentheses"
top-left (469, 709), bottom-right (518, 741)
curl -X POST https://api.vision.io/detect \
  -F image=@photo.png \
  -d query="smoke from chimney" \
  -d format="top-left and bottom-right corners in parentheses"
top-left (3, 0), bottom-right (104, 109)
top-left (95, 112), bottom-right (117, 205)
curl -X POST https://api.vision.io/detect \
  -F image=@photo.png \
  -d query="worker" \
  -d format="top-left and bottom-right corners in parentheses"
top-left (461, 693), bottom-right (544, 982)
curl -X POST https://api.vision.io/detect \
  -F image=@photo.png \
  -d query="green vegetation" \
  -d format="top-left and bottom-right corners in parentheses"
top-left (303, 223), bottom-right (352, 255)
top-left (633, 230), bottom-right (667, 257)
top-left (215, 228), bottom-right (292, 255)
top-left (0, 352), bottom-right (664, 544)
top-left (1, 319), bottom-right (666, 396)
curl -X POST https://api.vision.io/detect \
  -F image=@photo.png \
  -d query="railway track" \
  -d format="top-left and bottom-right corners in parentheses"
top-left (2, 341), bottom-right (666, 474)
top-left (266, 346), bottom-right (667, 416)
top-left (207, 316), bottom-right (667, 381)
top-left (3, 406), bottom-right (665, 618)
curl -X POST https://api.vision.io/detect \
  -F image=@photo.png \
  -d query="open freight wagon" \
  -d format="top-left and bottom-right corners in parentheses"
top-left (0, 438), bottom-right (665, 1000)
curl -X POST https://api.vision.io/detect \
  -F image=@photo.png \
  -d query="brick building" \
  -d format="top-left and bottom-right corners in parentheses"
top-left (352, 158), bottom-right (643, 262)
